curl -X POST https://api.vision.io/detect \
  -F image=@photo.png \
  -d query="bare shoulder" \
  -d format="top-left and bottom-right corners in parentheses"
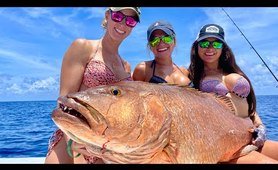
top-left (70, 38), bottom-right (91, 52)
top-left (132, 61), bottom-right (151, 81)
top-left (174, 66), bottom-right (191, 86)
top-left (135, 61), bottom-right (147, 69)
top-left (65, 38), bottom-right (99, 63)
top-left (178, 66), bottom-right (190, 76)
top-left (134, 60), bottom-right (154, 72)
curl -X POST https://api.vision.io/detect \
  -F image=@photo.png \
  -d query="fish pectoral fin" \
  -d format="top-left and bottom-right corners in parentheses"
top-left (163, 140), bottom-right (178, 163)
top-left (150, 150), bottom-right (173, 164)
top-left (142, 95), bottom-right (172, 133)
top-left (143, 95), bottom-right (166, 117)
top-left (135, 95), bottom-right (172, 151)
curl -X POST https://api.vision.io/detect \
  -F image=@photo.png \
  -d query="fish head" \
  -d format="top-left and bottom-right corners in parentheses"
top-left (52, 81), bottom-right (172, 156)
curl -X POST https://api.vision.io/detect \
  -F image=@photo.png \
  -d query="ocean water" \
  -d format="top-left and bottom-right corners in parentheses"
top-left (0, 96), bottom-right (277, 158)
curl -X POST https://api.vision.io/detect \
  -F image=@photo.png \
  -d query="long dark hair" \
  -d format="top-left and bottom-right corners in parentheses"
top-left (188, 41), bottom-right (256, 115)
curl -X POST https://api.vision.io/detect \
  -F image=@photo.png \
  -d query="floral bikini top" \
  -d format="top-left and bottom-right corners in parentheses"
top-left (83, 60), bottom-right (132, 87)
top-left (200, 76), bottom-right (250, 98)
top-left (82, 42), bottom-right (132, 88)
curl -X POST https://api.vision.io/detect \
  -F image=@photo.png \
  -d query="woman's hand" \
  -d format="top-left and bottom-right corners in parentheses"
top-left (250, 125), bottom-right (267, 148)
top-left (69, 140), bottom-right (92, 157)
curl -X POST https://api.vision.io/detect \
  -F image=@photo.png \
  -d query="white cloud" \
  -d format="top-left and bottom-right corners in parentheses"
top-left (5, 76), bottom-right (59, 94)
top-left (200, 8), bottom-right (278, 92)
top-left (6, 84), bottom-right (24, 94)
top-left (203, 8), bottom-right (278, 43)
top-left (0, 48), bottom-right (59, 73)
top-left (22, 7), bottom-right (52, 18)
top-left (249, 56), bottom-right (278, 74)
top-left (267, 56), bottom-right (278, 66)
top-left (250, 64), bottom-right (269, 74)
top-left (28, 77), bottom-right (58, 91)
top-left (236, 58), bottom-right (246, 68)
top-left (0, 8), bottom-right (87, 39)
top-left (81, 7), bottom-right (106, 19)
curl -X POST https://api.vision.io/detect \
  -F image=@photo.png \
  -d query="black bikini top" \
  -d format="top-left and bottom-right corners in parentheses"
top-left (149, 60), bottom-right (168, 84)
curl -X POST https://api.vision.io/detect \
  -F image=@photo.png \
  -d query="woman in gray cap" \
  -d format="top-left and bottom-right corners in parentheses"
top-left (45, 7), bottom-right (141, 164)
top-left (132, 20), bottom-right (190, 85)
top-left (188, 24), bottom-right (278, 163)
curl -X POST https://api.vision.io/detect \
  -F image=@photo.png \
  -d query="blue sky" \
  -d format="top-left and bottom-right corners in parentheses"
top-left (0, 7), bottom-right (277, 101)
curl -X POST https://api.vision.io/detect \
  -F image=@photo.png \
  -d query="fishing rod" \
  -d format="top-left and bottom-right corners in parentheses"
top-left (221, 8), bottom-right (278, 84)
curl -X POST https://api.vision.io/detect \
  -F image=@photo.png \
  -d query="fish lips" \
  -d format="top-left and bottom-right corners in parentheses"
top-left (53, 95), bottom-right (108, 135)
top-left (52, 96), bottom-right (91, 130)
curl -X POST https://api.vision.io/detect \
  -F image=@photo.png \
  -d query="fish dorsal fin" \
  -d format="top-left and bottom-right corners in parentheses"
top-left (158, 83), bottom-right (236, 114)
top-left (214, 94), bottom-right (236, 114)
top-left (160, 83), bottom-right (193, 89)
top-left (176, 84), bottom-right (206, 93)
top-left (179, 86), bottom-right (236, 114)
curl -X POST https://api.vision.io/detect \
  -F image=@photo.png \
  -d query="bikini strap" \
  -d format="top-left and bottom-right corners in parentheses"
top-left (173, 62), bottom-right (187, 77)
top-left (90, 39), bottom-right (102, 61)
top-left (119, 57), bottom-right (129, 73)
top-left (151, 60), bottom-right (156, 76)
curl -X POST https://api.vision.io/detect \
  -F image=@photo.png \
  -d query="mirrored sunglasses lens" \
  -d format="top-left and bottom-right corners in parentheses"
top-left (213, 42), bottom-right (223, 49)
top-left (126, 17), bottom-right (137, 27)
top-left (199, 41), bottom-right (210, 48)
top-left (111, 11), bottom-right (124, 22)
top-left (162, 36), bottom-right (174, 44)
top-left (150, 37), bottom-right (160, 47)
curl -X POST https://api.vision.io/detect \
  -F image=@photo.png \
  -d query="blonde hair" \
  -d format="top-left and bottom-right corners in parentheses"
top-left (101, 8), bottom-right (110, 29)
top-left (101, 18), bottom-right (107, 29)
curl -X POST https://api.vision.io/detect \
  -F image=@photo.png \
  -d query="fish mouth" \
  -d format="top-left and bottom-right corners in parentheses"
top-left (58, 102), bottom-right (90, 127)
top-left (52, 96), bottom-right (111, 155)
top-left (54, 95), bottom-right (107, 132)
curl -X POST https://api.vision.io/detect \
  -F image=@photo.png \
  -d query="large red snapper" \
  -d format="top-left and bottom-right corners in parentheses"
top-left (52, 81), bottom-right (255, 163)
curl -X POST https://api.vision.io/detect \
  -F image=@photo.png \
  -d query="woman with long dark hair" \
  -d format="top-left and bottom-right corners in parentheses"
top-left (188, 24), bottom-right (278, 163)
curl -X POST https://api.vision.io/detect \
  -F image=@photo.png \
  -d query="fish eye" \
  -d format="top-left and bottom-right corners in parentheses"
top-left (111, 88), bottom-right (121, 96)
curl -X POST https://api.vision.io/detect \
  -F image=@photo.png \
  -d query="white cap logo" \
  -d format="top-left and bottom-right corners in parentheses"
top-left (205, 26), bottom-right (219, 33)
top-left (154, 22), bottom-right (159, 26)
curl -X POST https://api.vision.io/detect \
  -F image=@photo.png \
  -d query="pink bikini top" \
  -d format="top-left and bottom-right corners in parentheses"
top-left (82, 42), bottom-right (132, 88)
top-left (200, 76), bottom-right (250, 98)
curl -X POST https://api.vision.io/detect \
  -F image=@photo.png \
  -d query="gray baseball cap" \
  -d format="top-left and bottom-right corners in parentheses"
top-left (196, 24), bottom-right (225, 42)
top-left (147, 20), bottom-right (175, 41)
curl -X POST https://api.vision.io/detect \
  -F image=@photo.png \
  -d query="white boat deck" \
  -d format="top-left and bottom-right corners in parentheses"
top-left (0, 157), bottom-right (45, 164)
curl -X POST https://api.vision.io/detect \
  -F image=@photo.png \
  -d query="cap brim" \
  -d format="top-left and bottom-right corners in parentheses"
top-left (148, 27), bottom-right (174, 40)
top-left (196, 35), bottom-right (225, 43)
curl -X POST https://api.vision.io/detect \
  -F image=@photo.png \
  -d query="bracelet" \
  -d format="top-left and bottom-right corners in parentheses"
top-left (67, 139), bottom-right (81, 158)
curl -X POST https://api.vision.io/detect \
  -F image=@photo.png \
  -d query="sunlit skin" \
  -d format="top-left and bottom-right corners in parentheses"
top-left (193, 36), bottom-right (278, 163)
top-left (197, 37), bottom-right (222, 71)
top-left (45, 8), bottom-right (138, 164)
top-left (132, 29), bottom-right (191, 86)
top-left (105, 9), bottom-right (135, 44)
top-left (150, 30), bottom-right (175, 60)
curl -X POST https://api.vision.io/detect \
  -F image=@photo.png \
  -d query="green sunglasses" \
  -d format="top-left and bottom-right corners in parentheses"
top-left (149, 35), bottom-right (174, 47)
top-left (198, 40), bottom-right (223, 49)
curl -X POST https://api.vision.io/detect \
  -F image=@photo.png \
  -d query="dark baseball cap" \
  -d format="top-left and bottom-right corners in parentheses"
top-left (147, 20), bottom-right (175, 41)
top-left (109, 7), bottom-right (141, 22)
top-left (196, 24), bottom-right (225, 43)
